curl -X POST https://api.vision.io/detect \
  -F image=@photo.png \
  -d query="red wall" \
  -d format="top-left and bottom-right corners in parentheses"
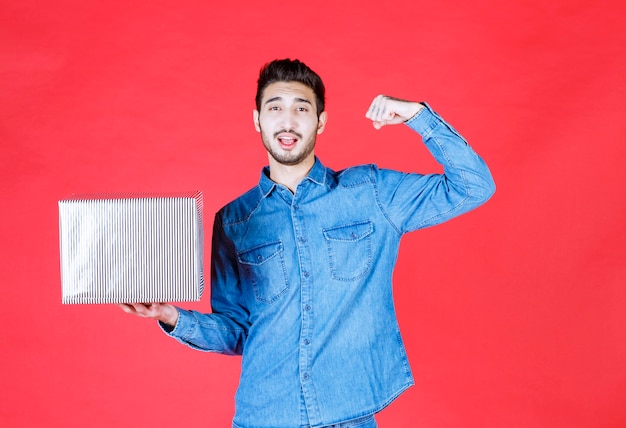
top-left (1, 1), bottom-right (625, 427)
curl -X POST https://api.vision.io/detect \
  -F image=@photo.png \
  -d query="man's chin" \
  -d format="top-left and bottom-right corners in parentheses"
top-left (268, 148), bottom-right (310, 166)
top-left (271, 155), bottom-right (304, 166)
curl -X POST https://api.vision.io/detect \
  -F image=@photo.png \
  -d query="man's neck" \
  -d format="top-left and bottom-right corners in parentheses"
top-left (268, 158), bottom-right (315, 193)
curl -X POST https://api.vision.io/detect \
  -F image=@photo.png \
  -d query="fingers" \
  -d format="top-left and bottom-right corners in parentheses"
top-left (117, 302), bottom-right (160, 319)
top-left (366, 95), bottom-right (396, 129)
top-left (117, 302), bottom-right (178, 326)
top-left (117, 303), bottom-right (135, 314)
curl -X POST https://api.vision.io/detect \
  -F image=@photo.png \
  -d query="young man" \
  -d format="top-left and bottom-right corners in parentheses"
top-left (120, 59), bottom-right (495, 428)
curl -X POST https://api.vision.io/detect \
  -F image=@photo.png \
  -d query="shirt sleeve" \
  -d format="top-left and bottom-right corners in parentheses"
top-left (375, 102), bottom-right (496, 233)
top-left (158, 212), bottom-right (249, 356)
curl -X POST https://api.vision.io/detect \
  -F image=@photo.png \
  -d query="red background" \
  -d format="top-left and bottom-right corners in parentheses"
top-left (1, 1), bottom-right (625, 427)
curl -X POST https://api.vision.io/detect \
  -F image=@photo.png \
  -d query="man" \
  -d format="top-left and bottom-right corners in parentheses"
top-left (120, 58), bottom-right (495, 428)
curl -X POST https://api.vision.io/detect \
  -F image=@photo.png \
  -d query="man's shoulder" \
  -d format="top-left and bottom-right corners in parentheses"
top-left (333, 163), bottom-right (379, 187)
top-left (217, 185), bottom-right (264, 225)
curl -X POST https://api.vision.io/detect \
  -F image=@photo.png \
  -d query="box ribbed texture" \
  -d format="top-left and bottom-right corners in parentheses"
top-left (59, 192), bottom-right (204, 304)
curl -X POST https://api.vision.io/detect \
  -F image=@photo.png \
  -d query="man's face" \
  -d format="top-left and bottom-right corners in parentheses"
top-left (254, 81), bottom-right (327, 167)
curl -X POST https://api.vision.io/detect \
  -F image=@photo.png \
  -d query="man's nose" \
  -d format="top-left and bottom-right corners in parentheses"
top-left (279, 110), bottom-right (296, 130)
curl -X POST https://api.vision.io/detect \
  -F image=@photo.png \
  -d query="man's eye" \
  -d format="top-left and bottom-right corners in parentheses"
top-left (297, 107), bottom-right (308, 112)
top-left (268, 106), bottom-right (280, 111)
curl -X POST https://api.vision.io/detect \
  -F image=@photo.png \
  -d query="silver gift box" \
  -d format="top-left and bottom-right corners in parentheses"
top-left (59, 192), bottom-right (204, 304)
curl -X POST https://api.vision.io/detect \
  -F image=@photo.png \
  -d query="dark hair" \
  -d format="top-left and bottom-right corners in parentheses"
top-left (255, 58), bottom-right (326, 117)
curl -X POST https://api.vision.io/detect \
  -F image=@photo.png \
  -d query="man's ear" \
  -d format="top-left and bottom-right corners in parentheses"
top-left (253, 110), bottom-right (260, 132)
top-left (317, 111), bottom-right (328, 134)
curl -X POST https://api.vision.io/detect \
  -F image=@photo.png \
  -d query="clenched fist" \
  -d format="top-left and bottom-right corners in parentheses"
top-left (365, 95), bottom-right (424, 129)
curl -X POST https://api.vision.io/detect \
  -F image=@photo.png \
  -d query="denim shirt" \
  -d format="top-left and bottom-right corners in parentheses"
top-left (161, 104), bottom-right (495, 428)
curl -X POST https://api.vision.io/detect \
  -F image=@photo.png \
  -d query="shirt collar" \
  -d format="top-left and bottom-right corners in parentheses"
top-left (305, 157), bottom-right (327, 186)
top-left (258, 157), bottom-right (327, 196)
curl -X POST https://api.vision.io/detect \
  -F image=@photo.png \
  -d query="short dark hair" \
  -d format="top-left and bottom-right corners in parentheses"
top-left (255, 58), bottom-right (326, 117)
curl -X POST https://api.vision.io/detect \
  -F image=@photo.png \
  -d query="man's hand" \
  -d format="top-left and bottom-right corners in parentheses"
top-left (365, 95), bottom-right (424, 130)
top-left (117, 302), bottom-right (179, 327)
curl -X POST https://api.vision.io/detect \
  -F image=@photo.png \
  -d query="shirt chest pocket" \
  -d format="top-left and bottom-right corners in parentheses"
top-left (323, 220), bottom-right (373, 281)
top-left (237, 241), bottom-right (289, 304)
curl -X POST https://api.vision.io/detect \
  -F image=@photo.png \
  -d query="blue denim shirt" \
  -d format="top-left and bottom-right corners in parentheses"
top-left (161, 104), bottom-right (495, 428)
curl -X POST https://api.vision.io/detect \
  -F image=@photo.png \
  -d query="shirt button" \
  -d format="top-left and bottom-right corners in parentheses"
top-left (293, 204), bottom-right (299, 210)
top-left (257, 255), bottom-right (263, 262)
top-left (303, 373), bottom-right (309, 380)
top-left (304, 339), bottom-right (310, 345)
top-left (303, 271), bottom-right (310, 277)
top-left (304, 305), bottom-right (311, 311)
top-left (299, 236), bottom-right (306, 243)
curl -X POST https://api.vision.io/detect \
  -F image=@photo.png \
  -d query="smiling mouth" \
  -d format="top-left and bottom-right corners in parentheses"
top-left (278, 136), bottom-right (297, 146)
top-left (275, 131), bottom-right (302, 148)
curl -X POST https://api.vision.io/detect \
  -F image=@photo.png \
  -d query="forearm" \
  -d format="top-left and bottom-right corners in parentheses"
top-left (405, 103), bottom-right (495, 205)
top-left (159, 308), bottom-right (247, 355)
top-left (376, 103), bottom-right (495, 233)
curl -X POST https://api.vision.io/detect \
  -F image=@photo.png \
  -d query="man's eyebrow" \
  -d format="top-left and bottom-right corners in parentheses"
top-left (264, 96), bottom-right (312, 105)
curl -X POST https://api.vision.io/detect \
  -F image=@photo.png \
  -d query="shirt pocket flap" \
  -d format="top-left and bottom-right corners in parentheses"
top-left (323, 221), bottom-right (373, 242)
top-left (238, 241), bottom-right (283, 266)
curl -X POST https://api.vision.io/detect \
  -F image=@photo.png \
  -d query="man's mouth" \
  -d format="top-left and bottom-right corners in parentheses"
top-left (275, 131), bottom-right (301, 148)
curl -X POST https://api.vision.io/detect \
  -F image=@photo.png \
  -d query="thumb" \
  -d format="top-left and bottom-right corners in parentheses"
top-left (372, 120), bottom-right (386, 130)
